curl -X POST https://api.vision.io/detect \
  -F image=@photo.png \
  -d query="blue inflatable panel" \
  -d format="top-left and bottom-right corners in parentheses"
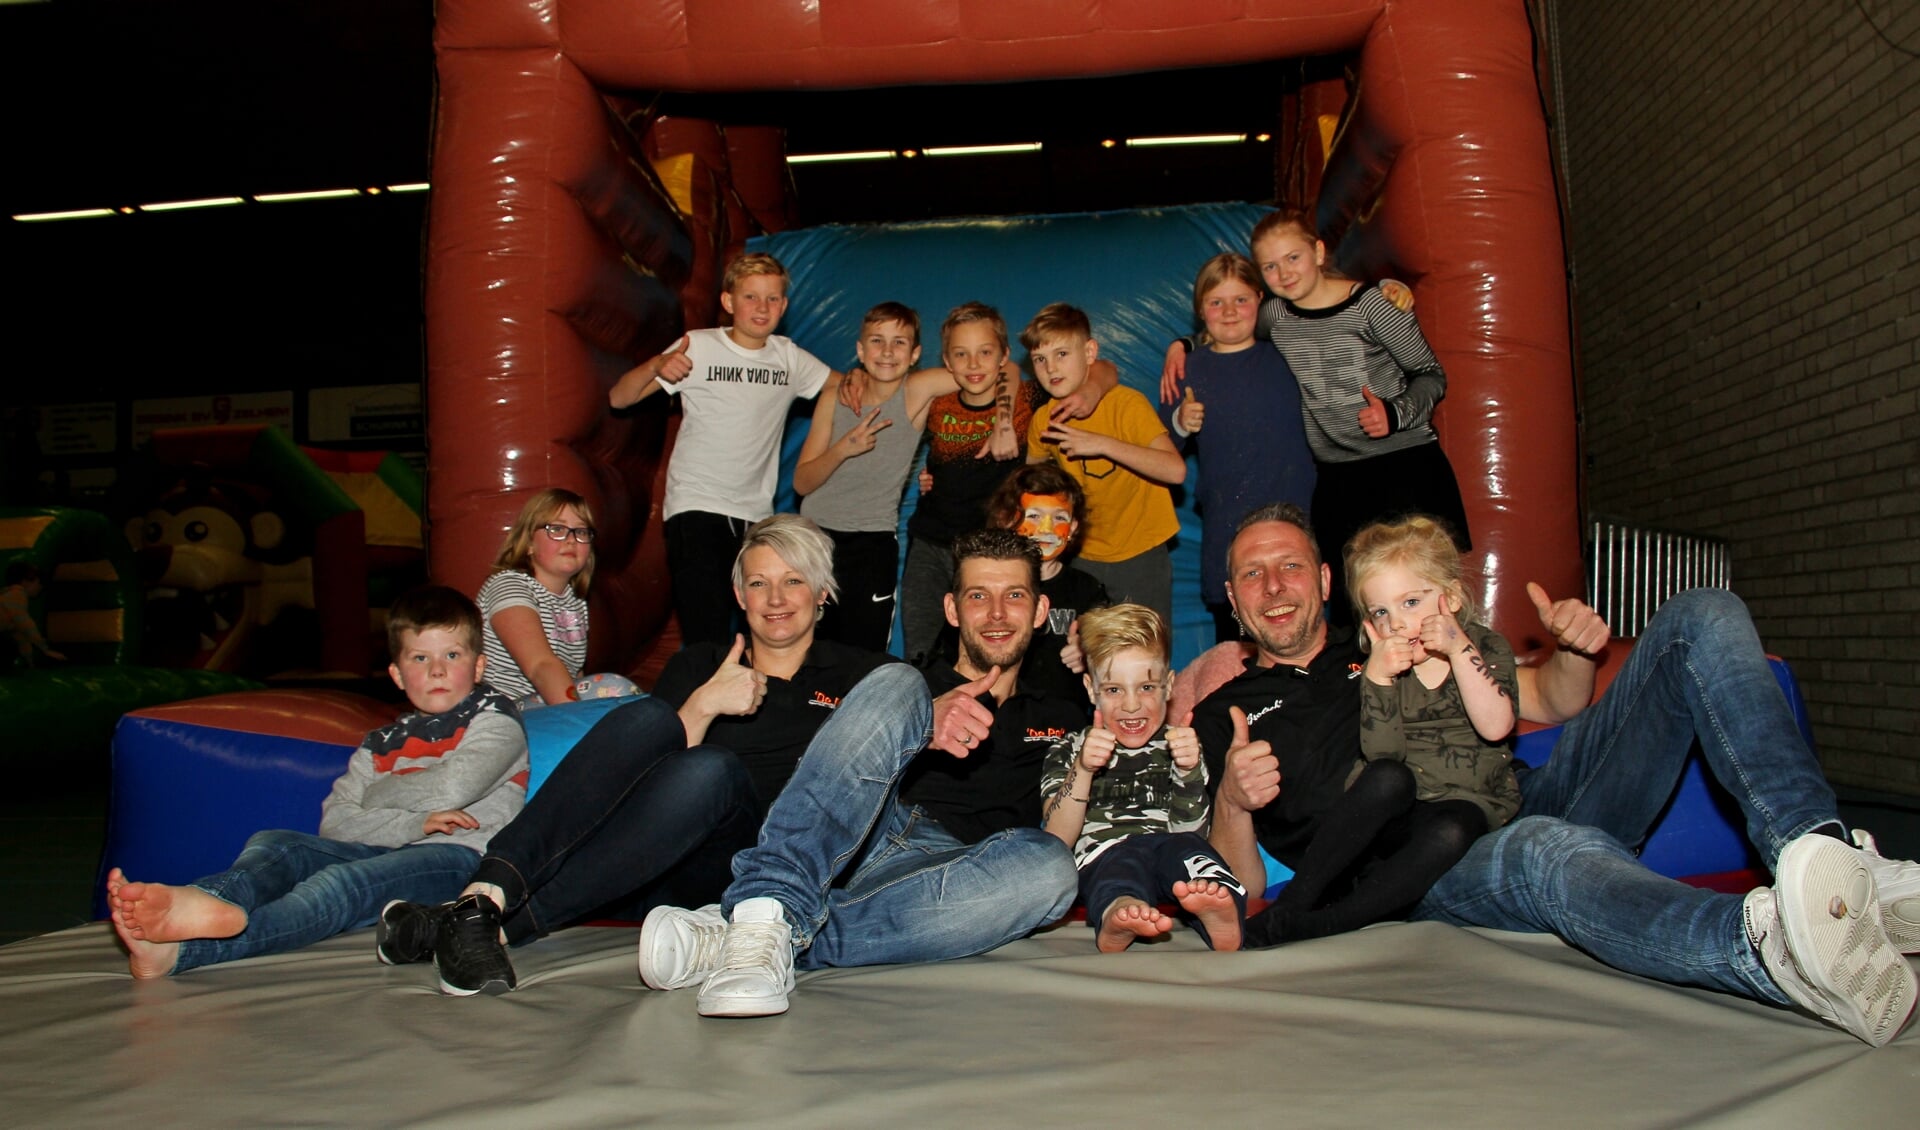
top-left (754, 203), bottom-right (1271, 669)
top-left (97, 715), bottom-right (349, 918)
top-left (522, 695), bottom-right (645, 795)
top-left (96, 696), bottom-right (651, 917)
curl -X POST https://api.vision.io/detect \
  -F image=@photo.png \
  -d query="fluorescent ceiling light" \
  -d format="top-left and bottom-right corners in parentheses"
top-left (923, 143), bottom-right (1042, 157)
top-left (254, 188), bottom-right (361, 202)
top-left (13, 207), bottom-right (117, 222)
top-left (787, 150), bottom-right (896, 165)
top-left (1124, 133), bottom-right (1248, 148)
top-left (138, 196), bottom-right (246, 212)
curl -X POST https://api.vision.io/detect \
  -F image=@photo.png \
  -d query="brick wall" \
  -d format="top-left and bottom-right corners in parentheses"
top-left (1554, 0), bottom-right (1920, 794)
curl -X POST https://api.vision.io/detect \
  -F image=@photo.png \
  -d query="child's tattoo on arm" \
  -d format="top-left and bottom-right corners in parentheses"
top-left (1463, 645), bottom-right (1511, 698)
top-left (1043, 760), bottom-right (1082, 822)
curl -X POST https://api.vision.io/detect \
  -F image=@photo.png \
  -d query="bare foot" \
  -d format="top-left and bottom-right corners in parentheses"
top-left (1096, 897), bottom-right (1174, 953)
top-left (108, 868), bottom-right (246, 944)
top-left (110, 905), bottom-right (180, 979)
top-left (1174, 879), bottom-right (1242, 952)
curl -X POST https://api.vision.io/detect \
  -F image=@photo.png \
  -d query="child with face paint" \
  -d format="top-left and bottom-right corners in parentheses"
top-left (985, 463), bottom-right (1110, 711)
top-left (928, 463), bottom-right (1108, 712)
top-left (1040, 603), bottom-right (1245, 952)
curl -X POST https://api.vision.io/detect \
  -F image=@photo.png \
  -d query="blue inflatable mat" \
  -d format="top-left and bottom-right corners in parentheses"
top-left (754, 203), bottom-right (1271, 670)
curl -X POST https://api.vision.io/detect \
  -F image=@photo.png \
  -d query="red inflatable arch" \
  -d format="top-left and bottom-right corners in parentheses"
top-left (426, 0), bottom-right (1578, 671)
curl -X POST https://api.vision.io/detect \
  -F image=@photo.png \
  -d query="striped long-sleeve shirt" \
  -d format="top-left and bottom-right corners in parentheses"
top-left (1260, 284), bottom-right (1446, 464)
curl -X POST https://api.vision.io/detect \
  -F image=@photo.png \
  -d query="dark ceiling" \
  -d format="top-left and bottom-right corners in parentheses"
top-left (2, 0), bottom-right (1316, 222)
top-left (0, 0), bottom-right (1327, 416)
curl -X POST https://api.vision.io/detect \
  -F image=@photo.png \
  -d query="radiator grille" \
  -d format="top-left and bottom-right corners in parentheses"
top-left (1587, 519), bottom-right (1731, 637)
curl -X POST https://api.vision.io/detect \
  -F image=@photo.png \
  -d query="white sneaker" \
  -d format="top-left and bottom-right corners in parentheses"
top-left (1851, 830), bottom-right (1920, 954)
top-left (696, 897), bottom-right (796, 1018)
top-left (638, 904), bottom-right (727, 991)
top-left (1762, 834), bottom-right (1917, 1046)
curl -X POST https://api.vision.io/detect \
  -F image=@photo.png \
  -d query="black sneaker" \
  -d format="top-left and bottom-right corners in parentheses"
top-left (434, 893), bottom-right (517, 996)
top-left (376, 900), bottom-right (449, 965)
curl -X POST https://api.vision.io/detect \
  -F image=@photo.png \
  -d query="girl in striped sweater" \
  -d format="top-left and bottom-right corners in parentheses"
top-left (1248, 209), bottom-right (1472, 619)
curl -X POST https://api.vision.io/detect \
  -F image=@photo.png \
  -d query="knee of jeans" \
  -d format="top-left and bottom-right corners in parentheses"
top-left (1656, 587), bottom-right (1750, 636)
top-left (847, 663), bottom-right (932, 726)
top-left (1504, 815), bottom-right (1629, 870)
top-left (674, 745), bottom-right (753, 805)
top-left (242, 828), bottom-right (305, 853)
top-left (999, 830), bottom-right (1078, 917)
top-left (609, 694), bottom-right (683, 741)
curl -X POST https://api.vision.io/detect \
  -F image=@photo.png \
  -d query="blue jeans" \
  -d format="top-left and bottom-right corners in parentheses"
top-left (471, 695), bottom-right (760, 943)
top-left (1414, 589), bottom-right (1841, 1003)
top-left (174, 830), bottom-right (477, 974)
top-left (723, 664), bottom-right (1078, 970)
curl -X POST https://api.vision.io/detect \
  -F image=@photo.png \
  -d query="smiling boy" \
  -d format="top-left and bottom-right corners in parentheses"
top-left (610, 252), bottom-right (838, 648)
top-left (795, 302), bottom-right (992, 653)
top-left (1040, 603), bottom-right (1245, 953)
top-left (1022, 303), bottom-right (1185, 628)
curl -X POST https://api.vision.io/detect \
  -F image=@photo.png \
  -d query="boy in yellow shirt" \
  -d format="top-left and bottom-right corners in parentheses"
top-left (1023, 303), bottom-right (1185, 629)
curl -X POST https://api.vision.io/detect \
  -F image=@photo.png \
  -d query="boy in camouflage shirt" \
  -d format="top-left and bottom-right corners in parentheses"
top-left (1042, 604), bottom-right (1246, 952)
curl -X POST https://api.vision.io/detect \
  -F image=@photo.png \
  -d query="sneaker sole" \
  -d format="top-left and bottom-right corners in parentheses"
top-left (696, 991), bottom-right (790, 1018)
top-left (436, 972), bottom-right (514, 997)
top-left (1776, 836), bottom-right (1918, 1047)
top-left (375, 899), bottom-right (414, 967)
top-left (1883, 901), bottom-right (1920, 955)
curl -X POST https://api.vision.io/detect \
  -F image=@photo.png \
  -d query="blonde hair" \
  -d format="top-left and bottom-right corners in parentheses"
top-left (1019, 302), bottom-right (1092, 352)
top-left (493, 488), bottom-right (596, 596)
top-left (1192, 252), bottom-right (1264, 322)
top-left (721, 251), bottom-right (790, 294)
top-left (1076, 603), bottom-right (1171, 677)
top-left (732, 514), bottom-right (839, 606)
top-left (1343, 515), bottom-right (1475, 648)
top-left (940, 301), bottom-right (1009, 355)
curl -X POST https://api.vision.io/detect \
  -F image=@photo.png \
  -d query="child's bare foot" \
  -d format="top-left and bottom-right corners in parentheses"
top-left (1096, 897), bottom-right (1174, 952)
top-left (110, 905), bottom-right (180, 979)
top-left (1174, 879), bottom-right (1242, 952)
top-left (108, 868), bottom-right (246, 943)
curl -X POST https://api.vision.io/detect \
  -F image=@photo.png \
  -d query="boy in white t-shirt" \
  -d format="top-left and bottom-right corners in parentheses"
top-left (610, 253), bottom-right (838, 647)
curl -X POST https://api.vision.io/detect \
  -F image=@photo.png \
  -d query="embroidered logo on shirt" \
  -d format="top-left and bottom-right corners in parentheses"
top-left (1244, 699), bottom-right (1285, 725)
top-left (808, 691), bottom-right (841, 709)
top-left (1025, 726), bottom-right (1071, 742)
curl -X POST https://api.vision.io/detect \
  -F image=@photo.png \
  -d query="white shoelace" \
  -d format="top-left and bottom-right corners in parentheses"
top-left (720, 922), bottom-right (787, 972)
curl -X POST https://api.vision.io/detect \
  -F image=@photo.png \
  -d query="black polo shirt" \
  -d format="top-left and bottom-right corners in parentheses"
top-left (1191, 630), bottom-right (1367, 869)
top-left (654, 638), bottom-right (897, 817)
top-left (924, 564), bottom-right (1108, 714)
top-left (900, 661), bottom-right (1086, 846)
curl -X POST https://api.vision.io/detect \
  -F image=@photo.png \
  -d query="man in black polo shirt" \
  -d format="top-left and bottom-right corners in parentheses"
top-left (639, 528), bottom-right (1082, 1018)
top-left (1196, 502), bottom-right (1918, 1046)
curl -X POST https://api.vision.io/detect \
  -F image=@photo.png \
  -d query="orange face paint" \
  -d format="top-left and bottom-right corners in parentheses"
top-left (1015, 492), bottom-right (1076, 563)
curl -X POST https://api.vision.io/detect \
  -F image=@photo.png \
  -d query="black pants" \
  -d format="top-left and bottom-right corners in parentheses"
top-left (818, 529), bottom-right (898, 653)
top-left (1310, 441), bottom-right (1471, 626)
top-left (1078, 831), bottom-right (1247, 949)
top-left (470, 696), bottom-right (760, 943)
top-left (666, 510), bottom-right (748, 649)
top-left (1247, 759), bottom-right (1487, 947)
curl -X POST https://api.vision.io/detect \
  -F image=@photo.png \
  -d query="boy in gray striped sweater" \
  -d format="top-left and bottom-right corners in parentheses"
top-left (105, 586), bottom-right (527, 980)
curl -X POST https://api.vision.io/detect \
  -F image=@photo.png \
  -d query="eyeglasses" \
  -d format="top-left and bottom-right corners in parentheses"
top-left (539, 523), bottom-right (596, 544)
